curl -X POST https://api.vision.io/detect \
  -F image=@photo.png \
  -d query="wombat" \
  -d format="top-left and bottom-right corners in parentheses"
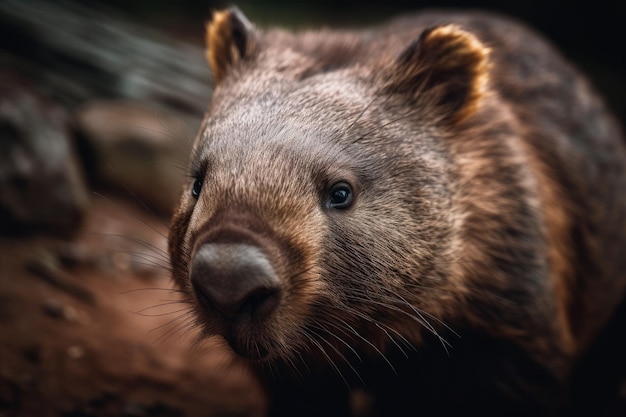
top-left (168, 7), bottom-right (626, 416)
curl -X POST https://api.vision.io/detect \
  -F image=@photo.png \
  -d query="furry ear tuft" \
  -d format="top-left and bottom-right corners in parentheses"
top-left (388, 24), bottom-right (491, 124)
top-left (205, 7), bottom-right (256, 84)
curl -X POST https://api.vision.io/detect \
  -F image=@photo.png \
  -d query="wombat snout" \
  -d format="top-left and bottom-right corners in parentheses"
top-left (190, 243), bottom-right (281, 320)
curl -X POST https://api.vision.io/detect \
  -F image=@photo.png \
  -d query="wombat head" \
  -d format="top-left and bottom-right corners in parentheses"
top-left (169, 8), bottom-right (540, 365)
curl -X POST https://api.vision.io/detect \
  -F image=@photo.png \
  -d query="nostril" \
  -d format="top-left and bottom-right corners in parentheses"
top-left (193, 280), bottom-right (281, 319)
top-left (240, 287), bottom-right (281, 318)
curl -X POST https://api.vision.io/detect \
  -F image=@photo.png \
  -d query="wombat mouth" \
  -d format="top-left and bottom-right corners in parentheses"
top-left (223, 332), bottom-right (271, 361)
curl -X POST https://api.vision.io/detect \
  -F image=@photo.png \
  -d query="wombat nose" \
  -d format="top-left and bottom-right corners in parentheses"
top-left (190, 243), bottom-right (281, 319)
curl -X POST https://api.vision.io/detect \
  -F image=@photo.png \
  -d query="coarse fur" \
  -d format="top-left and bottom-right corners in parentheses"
top-left (169, 7), bottom-right (626, 416)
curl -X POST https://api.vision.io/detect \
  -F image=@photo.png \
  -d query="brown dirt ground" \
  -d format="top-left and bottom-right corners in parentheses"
top-left (0, 194), bottom-right (266, 417)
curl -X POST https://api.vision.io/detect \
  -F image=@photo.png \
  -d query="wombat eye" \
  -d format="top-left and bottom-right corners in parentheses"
top-left (328, 182), bottom-right (353, 209)
top-left (191, 179), bottom-right (203, 199)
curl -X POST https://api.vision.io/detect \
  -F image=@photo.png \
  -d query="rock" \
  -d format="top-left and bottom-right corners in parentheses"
top-left (25, 250), bottom-right (96, 306)
top-left (43, 299), bottom-right (82, 324)
top-left (74, 100), bottom-right (193, 215)
top-left (0, 0), bottom-right (213, 114)
top-left (0, 75), bottom-right (88, 237)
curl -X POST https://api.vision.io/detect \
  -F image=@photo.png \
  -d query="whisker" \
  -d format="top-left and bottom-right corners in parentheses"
top-left (148, 307), bottom-right (196, 334)
top-left (338, 97), bottom-right (377, 139)
top-left (310, 320), bottom-right (362, 363)
top-left (378, 286), bottom-right (460, 339)
top-left (133, 159), bottom-right (191, 175)
top-left (339, 305), bottom-right (415, 355)
top-left (122, 122), bottom-right (185, 144)
top-left (92, 191), bottom-right (169, 239)
top-left (121, 260), bottom-right (172, 273)
top-left (94, 232), bottom-right (169, 258)
top-left (152, 311), bottom-right (197, 345)
top-left (109, 249), bottom-right (170, 267)
top-left (119, 287), bottom-right (182, 293)
top-left (345, 291), bottom-right (452, 352)
top-left (153, 112), bottom-right (194, 152)
top-left (374, 322), bottom-right (410, 358)
top-left (332, 315), bottom-right (396, 375)
top-left (281, 351), bottom-right (306, 382)
top-left (132, 306), bottom-right (192, 318)
top-left (302, 330), bottom-right (350, 389)
top-left (132, 300), bottom-right (191, 314)
top-left (118, 181), bottom-right (171, 232)
top-left (306, 325), bottom-right (364, 385)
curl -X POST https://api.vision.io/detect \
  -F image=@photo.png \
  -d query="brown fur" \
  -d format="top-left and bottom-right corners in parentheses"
top-left (169, 7), bottom-right (626, 416)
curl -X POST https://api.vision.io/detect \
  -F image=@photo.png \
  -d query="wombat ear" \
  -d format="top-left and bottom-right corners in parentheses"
top-left (205, 7), bottom-right (256, 84)
top-left (386, 24), bottom-right (490, 124)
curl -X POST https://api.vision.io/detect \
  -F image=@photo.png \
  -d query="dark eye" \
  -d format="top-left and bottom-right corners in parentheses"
top-left (328, 182), bottom-right (353, 209)
top-left (191, 179), bottom-right (203, 198)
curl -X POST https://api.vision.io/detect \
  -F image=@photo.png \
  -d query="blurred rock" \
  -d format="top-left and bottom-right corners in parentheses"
top-left (25, 248), bottom-right (96, 306)
top-left (0, 0), bottom-right (212, 115)
top-left (0, 76), bottom-right (88, 237)
top-left (0, 0), bottom-right (212, 218)
top-left (74, 100), bottom-right (192, 215)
